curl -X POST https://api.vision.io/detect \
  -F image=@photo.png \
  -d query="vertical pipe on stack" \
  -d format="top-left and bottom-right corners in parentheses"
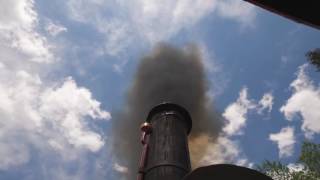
top-left (142, 103), bottom-right (192, 180)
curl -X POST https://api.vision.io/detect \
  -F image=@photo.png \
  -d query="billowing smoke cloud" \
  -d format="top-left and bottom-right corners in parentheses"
top-left (112, 43), bottom-right (222, 177)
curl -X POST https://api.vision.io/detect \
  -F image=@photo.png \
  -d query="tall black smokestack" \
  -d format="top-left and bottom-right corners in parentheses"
top-left (112, 43), bottom-right (222, 178)
top-left (142, 103), bottom-right (192, 180)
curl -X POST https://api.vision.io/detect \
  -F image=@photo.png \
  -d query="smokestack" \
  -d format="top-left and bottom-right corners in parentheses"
top-left (139, 103), bottom-right (192, 180)
top-left (137, 103), bottom-right (274, 180)
top-left (112, 44), bottom-right (222, 177)
top-left (115, 44), bottom-right (273, 180)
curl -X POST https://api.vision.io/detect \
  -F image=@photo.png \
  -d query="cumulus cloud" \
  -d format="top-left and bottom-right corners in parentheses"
top-left (213, 88), bottom-right (274, 166)
top-left (45, 21), bottom-right (67, 36)
top-left (280, 64), bottom-right (320, 138)
top-left (40, 78), bottom-right (111, 152)
top-left (0, 0), bottom-right (53, 63)
top-left (223, 87), bottom-right (256, 136)
top-left (0, 70), bottom-right (110, 169)
top-left (0, 142), bottom-right (30, 170)
top-left (195, 135), bottom-right (252, 168)
top-left (113, 163), bottom-right (129, 174)
top-left (199, 87), bottom-right (263, 168)
top-left (222, 88), bottom-right (274, 136)
top-left (0, 0), bottom-right (36, 30)
top-left (269, 127), bottom-right (295, 158)
top-left (215, 0), bottom-right (256, 26)
top-left (66, 0), bottom-right (256, 56)
top-left (0, 0), bottom-right (110, 172)
top-left (258, 92), bottom-right (274, 114)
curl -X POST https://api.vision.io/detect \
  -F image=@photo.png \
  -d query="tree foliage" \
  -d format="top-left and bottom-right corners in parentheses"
top-left (306, 49), bottom-right (320, 71)
top-left (257, 141), bottom-right (320, 180)
top-left (299, 142), bottom-right (320, 176)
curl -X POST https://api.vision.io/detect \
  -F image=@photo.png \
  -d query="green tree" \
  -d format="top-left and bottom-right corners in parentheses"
top-left (257, 142), bottom-right (320, 180)
top-left (306, 49), bottom-right (320, 71)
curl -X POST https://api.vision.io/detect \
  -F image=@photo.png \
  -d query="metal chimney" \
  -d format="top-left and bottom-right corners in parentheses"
top-left (137, 102), bottom-right (273, 180)
top-left (138, 102), bottom-right (192, 180)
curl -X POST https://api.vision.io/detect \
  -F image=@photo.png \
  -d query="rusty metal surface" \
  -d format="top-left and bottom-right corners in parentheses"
top-left (137, 122), bottom-right (153, 180)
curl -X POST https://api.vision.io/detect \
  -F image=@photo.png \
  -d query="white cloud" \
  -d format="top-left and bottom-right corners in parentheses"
top-left (0, 142), bottom-right (30, 170)
top-left (287, 163), bottom-right (304, 172)
top-left (0, 0), bottom-right (36, 30)
top-left (198, 43), bottom-right (230, 99)
top-left (98, 19), bottom-right (133, 56)
top-left (215, 88), bottom-right (274, 167)
top-left (269, 127), bottom-right (295, 158)
top-left (191, 135), bottom-right (252, 168)
top-left (198, 85), bottom-right (276, 169)
top-left (112, 59), bottom-right (128, 74)
top-left (198, 43), bottom-right (220, 73)
top-left (66, 0), bottom-right (256, 57)
top-left (0, 70), bottom-right (110, 169)
top-left (280, 64), bottom-right (320, 138)
top-left (215, 0), bottom-right (256, 26)
top-left (0, 0), bottom-right (110, 171)
top-left (113, 163), bottom-right (129, 174)
top-left (258, 92), bottom-right (274, 114)
top-left (223, 87), bottom-right (256, 136)
top-left (0, 0), bottom-right (53, 63)
top-left (39, 78), bottom-right (111, 152)
top-left (223, 88), bottom-right (274, 136)
top-left (45, 21), bottom-right (67, 36)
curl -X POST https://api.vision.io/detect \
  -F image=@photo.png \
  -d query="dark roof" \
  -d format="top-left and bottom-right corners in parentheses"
top-left (245, 0), bottom-right (320, 29)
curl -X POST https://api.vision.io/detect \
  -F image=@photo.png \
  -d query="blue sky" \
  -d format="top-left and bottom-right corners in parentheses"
top-left (0, 0), bottom-right (320, 179)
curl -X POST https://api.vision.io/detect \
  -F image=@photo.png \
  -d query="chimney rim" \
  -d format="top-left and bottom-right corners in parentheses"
top-left (146, 102), bottom-right (192, 134)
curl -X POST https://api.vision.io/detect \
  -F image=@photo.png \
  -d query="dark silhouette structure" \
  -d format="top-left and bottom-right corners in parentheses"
top-left (184, 164), bottom-right (272, 180)
top-left (245, 0), bottom-right (320, 29)
top-left (138, 103), bottom-right (273, 180)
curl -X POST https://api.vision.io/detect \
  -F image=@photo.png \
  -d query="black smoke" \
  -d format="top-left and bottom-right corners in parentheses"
top-left (112, 43), bottom-right (222, 177)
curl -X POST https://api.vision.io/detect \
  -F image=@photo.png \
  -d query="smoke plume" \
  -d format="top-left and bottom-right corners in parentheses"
top-left (112, 43), bottom-right (222, 177)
